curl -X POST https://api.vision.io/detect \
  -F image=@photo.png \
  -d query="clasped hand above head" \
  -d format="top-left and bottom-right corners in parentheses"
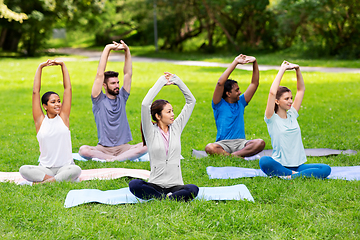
top-left (108, 40), bottom-right (128, 51)
top-left (281, 60), bottom-right (299, 70)
top-left (235, 54), bottom-right (256, 64)
top-left (164, 72), bottom-right (175, 85)
top-left (40, 59), bottom-right (64, 68)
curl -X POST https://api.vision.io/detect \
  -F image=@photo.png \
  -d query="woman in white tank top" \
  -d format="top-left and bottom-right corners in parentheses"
top-left (19, 60), bottom-right (81, 184)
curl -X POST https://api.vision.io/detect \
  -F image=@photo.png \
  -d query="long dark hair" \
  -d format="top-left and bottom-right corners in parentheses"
top-left (141, 99), bottom-right (170, 146)
top-left (274, 86), bottom-right (291, 113)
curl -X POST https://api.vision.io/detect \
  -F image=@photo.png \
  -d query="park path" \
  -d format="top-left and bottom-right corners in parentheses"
top-left (55, 48), bottom-right (360, 73)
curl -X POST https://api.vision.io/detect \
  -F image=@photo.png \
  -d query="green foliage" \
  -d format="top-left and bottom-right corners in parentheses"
top-left (126, 0), bottom-right (206, 50)
top-left (64, 0), bottom-right (154, 46)
top-left (0, 57), bottom-right (359, 239)
top-left (3, 0), bottom-right (360, 58)
top-left (275, 0), bottom-right (360, 58)
top-left (132, 0), bottom-right (276, 52)
top-left (0, 0), bottom-right (53, 55)
top-left (0, 0), bottom-right (106, 55)
top-left (206, 0), bottom-right (276, 50)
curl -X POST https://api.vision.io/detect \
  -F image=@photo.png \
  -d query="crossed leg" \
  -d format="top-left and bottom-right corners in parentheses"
top-left (108, 143), bottom-right (147, 162)
top-left (79, 143), bottom-right (147, 162)
top-left (205, 139), bottom-right (265, 158)
top-left (19, 165), bottom-right (81, 184)
top-left (259, 156), bottom-right (331, 179)
top-left (129, 179), bottom-right (199, 202)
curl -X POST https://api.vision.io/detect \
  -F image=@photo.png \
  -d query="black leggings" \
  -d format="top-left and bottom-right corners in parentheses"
top-left (129, 179), bottom-right (199, 202)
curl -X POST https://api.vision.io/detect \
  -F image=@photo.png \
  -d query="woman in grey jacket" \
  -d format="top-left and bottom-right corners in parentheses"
top-left (129, 72), bottom-right (199, 201)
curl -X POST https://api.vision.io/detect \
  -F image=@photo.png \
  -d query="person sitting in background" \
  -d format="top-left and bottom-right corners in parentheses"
top-left (205, 54), bottom-right (265, 158)
top-left (78, 41), bottom-right (147, 161)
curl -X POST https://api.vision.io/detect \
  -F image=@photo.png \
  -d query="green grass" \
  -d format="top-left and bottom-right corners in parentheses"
top-left (0, 56), bottom-right (359, 239)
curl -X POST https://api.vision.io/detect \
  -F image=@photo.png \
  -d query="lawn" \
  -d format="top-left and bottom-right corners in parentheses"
top-left (0, 56), bottom-right (359, 239)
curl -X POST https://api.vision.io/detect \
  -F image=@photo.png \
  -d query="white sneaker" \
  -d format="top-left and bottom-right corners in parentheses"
top-left (19, 180), bottom-right (33, 186)
top-left (244, 154), bottom-right (261, 161)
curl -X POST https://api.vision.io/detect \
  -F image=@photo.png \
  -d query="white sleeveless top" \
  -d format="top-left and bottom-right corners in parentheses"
top-left (37, 115), bottom-right (73, 168)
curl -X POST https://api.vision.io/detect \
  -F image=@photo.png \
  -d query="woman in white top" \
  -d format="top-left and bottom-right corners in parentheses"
top-left (129, 72), bottom-right (198, 201)
top-left (19, 60), bottom-right (81, 184)
top-left (259, 61), bottom-right (331, 179)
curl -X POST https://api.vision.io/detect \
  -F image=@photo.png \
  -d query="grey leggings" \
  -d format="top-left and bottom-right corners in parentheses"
top-left (19, 165), bottom-right (81, 182)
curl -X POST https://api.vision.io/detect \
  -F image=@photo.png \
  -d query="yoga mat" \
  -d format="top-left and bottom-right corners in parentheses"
top-left (72, 152), bottom-right (184, 162)
top-left (64, 184), bottom-right (254, 208)
top-left (64, 188), bottom-right (139, 208)
top-left (192, 149), bottom-right (260, 161)
top-left (327, 166), bottom-right (360, 180)
top-left (206, 166), bottom-right (267, 179)
top-left (259, 149), bottom-right (357, 157)
top-left (78, 168), bottom-right (150, 181)
top-left (0, 172), bottom-right (25, 184)
top-left (206, 166), bottom-right (360, 181)
top-left (197, 184), bottom-right (254, 201)
top-left (2, 168), bottom-right (150, 185)
top-left (72, 152), bottom-right (152, 162)
top-left (193, 148), bottom-right (357, 159)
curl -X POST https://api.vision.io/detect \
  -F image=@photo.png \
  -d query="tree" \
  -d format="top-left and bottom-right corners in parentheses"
top-left (0, 0), bottom-right (28, 23)
top-left (202, 0), bottom-right (276, 51)
top-left (156, 0), bottom-right (203, 51)
top-left (0, 0), bottom-right (106, 56)
top-left (0, 0), bottom-right (28, 51)
top-left (275, 0), bottom-right (360, 58)
top-left (126, 0), bottom-right (276, 52)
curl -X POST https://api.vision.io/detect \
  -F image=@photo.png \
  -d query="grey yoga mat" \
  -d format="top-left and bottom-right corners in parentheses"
top-left (192, 148), bottom-right (357, 159)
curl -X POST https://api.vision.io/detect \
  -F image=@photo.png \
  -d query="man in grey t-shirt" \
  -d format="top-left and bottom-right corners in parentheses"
top-left (78, 41), bottom-right (147, 161)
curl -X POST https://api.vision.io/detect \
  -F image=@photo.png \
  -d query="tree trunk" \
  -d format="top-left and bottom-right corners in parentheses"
top-left (201, 0), bottom-right (239, 50)
top-left (1, 28), bottom-right (22, 52)
top-left (0, 28), bottom-right (8, 48)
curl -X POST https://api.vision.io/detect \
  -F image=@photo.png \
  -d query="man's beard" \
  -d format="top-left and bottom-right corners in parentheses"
top-left (107, 87), bottom-right (119, 96)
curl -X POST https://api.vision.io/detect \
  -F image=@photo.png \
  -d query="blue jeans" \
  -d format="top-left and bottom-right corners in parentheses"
top-left (129, 179), bottom-right (199, 202)
top-left (259, 156), bottom-right (331, 179)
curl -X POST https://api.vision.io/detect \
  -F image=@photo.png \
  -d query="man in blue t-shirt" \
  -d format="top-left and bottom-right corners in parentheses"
top-left (79, 41), bottom-right (147, 161)
top-left (205, 54), bottom-right (265, 158)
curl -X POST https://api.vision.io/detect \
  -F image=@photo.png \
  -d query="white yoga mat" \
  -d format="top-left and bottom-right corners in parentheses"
top-left (206, 166), bottom-right (360, 181)
top-left (3, 168), bottom-right (150, 185)
top-left (64, 184), bottom-right (254, 208)
top-left (72, 152), bottom-right (151, 162)
top-left (72, 152), bottom-right (184, 162)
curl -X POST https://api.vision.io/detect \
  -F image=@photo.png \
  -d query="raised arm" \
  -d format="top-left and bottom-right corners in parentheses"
top-left (55, 60), bottom-right (71, 127)
top-left (32, 60), bottom-right (50, 132)
top-left (292, 66), bottom-right (305, 112)
top-left (243, 58), bottom-right (259, 103)
top-left (171, 75), bottom-right (196, 131)
top-left (92, 41), bottom-right (126, 98)
top-left (121, 40), bottom-right (132, 93)
top-left (265, 61), bottom-right (294, 119)
top-left (212, 54), bottom-right (256, 104)
top-left (141, 75), bottom-right (168, 135)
